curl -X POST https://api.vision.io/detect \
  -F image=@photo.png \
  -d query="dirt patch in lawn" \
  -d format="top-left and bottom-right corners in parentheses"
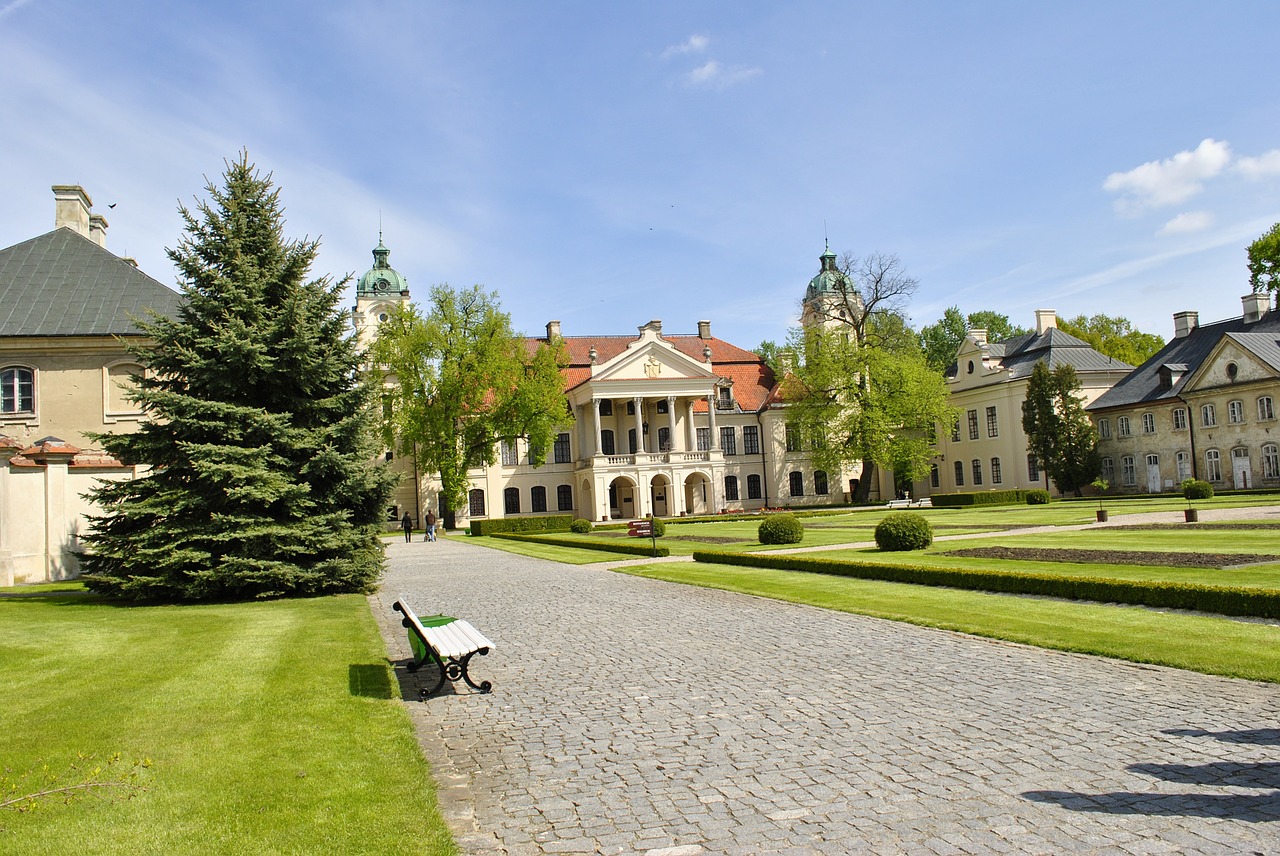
top-left (668, 535), bottom-right (754, 545)
top-left (942, 546), bottom-right (1280, 569)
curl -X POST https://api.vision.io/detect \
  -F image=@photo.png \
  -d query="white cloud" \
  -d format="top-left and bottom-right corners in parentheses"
top-left (661, 35), bottom-right (709, 59)
top-left (1103, 138), bottom-right (1232, 215)
top-left (684, 60), bottom-right (761, 90)
top-left (1236, 149), bottom-right (1280, 180)
top-left (1159, 211), bottom-right (1213, 235)
top-left (0, 0), bottom-right (37, 21)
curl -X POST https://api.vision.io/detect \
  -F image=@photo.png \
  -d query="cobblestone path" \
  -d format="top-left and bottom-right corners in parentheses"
top-left (372, 538), bottom-right (1280, 855)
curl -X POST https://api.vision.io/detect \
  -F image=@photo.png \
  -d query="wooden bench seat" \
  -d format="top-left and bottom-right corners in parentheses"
top-left (393, 597), bottom-right (494, 698)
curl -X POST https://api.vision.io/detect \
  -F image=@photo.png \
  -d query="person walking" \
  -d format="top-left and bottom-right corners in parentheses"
top-left (425, 508), bottom-right (437, 542)
top-left (401, 512), bottom-right (413, 542)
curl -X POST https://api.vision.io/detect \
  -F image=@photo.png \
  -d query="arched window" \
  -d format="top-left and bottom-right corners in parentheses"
top-left (657, 426), bottom-right (671, 452)
top-left (468, 489), bottom-right (486, 516)
top-left (1228, 400), bottom-right (1245, 424)
top-left (1204, 449), bottom-right (1222, 482)
top-left (954, 460), bottom-right (965, 486)
top-left (1176, 451), bottom-right (1191, 482)
top-left (1259, 397), bottom-right (1275, 421)
top-left (1202, 404), bottom-right (1217, 427)
top-left (971, 459), bottom-right (983, 486)
top-left (1172, 408), bottom-right (1187, 431)
top-left (746, 474), bottom-right (762, 500)
top-left (1121, 455), bottom-right (1136, 486)
top-left (1263, 444), bottom-right (1279, 480)
top-left (557, 484), bottom-right (574, 511)
top-left (1097, 418), bottom-right (1111, 439)
top-left (0, 366), bottom-right (34, 414)
top-left (1117, 416), bottom-right (1131, 437)
top-left (930, 463), bottom-right (940, 488)
top-left (724, 475), bottom-right (739, 501)
top-left (531, 486), bottom-right (547, 513)
top-left (504, 487), bottom-right (521, 514)
top-left (1141, 413), bottom-right (1156, 434)
top-left (990, 457), bottom-right (1002, 485)
top-left (1101, 456), bottom-right (1114, 483)
top-left (813, 471), bottom-right (828, 495)
top-left (788, 471), bottom-right (804, 497)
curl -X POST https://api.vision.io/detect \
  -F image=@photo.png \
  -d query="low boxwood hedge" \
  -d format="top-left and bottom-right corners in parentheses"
top-left (492, 532), bottom-right (669, 557)
top-left (469, 515), bottom-right (574, 536)
top-left (930, 490), bottom-right (1028, 508)
top-left (689, 550), bottom-right (1280, 619)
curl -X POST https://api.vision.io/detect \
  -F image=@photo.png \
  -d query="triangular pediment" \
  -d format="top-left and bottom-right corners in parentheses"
top-left (593, 338), bottom-right (717, 382)
top-left (948, 336), bottom-right (1009, 390)
top-left (1182, 335), bottom-right (1280, 393)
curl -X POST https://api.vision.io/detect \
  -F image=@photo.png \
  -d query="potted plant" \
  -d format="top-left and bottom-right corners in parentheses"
top-left (1181, 478), bottom-right (1213, 522)
top-left (1091, 477), bottom-right (1109, 522)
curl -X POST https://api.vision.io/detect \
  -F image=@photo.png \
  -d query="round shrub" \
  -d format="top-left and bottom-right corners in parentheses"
top-left (1026, 489), bottom-right (1051, 505)
top-left (569, 518), bottom-right (592, 534)
top-left (1183, 479), bottom-right (1214, 500)
top-left (650, 517), bottom-right (666, 537)
top-left (758, 513), bottom-right (804, 545)
top-left (874, 512), bottom-right (933, 551)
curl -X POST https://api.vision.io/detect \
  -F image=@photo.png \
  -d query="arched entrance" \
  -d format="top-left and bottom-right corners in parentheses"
top-left (650, 475), bottom-right (672, 517)
top-left (580, 478), bottom-right (593, 521)
top-left (683, 472), bottom-right (711, 515)
top-left (608, 476), bottom-right (638, 520)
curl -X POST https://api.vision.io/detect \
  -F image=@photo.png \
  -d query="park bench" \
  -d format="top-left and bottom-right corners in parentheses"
top-left (392, 597), bottom-right (494, 698)
top-left (887, 497), bottom-right (933, 509)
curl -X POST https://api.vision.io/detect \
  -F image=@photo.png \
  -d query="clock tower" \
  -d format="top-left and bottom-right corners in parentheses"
top-left (352, 235), bottom-right (410, 352)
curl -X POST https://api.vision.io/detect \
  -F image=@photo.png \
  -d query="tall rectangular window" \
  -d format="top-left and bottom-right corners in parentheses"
top-left (500, 440), bottom-right (518, 466)
top-left (990, 457), bottom-right (1002, 484)
top-left (468, 489), bottom-right (486, 516)
top-left (743, 425), bottom-right (760, 455)
top-left (785, 423), bottom-right (801, 452)
top-left (1027, 454), bottom-right (1040, 482)
top-left (720, 427), bottom-right (737, 455)
top-left (967, 409), bottom-right (979, 440)
top-left (950, 421), bottom-right (961, 443)
top-left (1, 367), bottom-right (35, 414)
top-left (1098, 418), bottom-right (1111, 439)
top-left (1172, 408), bottom-right (1187, 431)
top-left (1141, 413), bottom-right (1155, 434)
top-left (930, 463), bottom-right (940, 488)
top-left (1260, 397), bottom-right (1275, 421)
top-left (553, 432), bottom-right (571, 463)
top-left (1202, 404), bottom-right (1216, 427)
top-left (972, 459), bottom-right (983, 485)
top-left (747, 474), bottom-right (762, 500)
top-left (788, 471), bottom-right (804, 496)
top-left (696, 427), bottom-right (710, 451)
top-left (657, 426), bottom-right (671, 451)
top-left (1117, 416), bottom-right (1131, 437)
top-left (504, 487), bottom-right (521, 514)
top-left (557, 484), bottom-right (574, 511)
top-left (986, 406), bottom-right (998, 438)
top-left (724, 476), bottom-right (739, 501)
top-left (1205, 449), bottom-right (1222, 481)
top-left (954, 460), bottom-right (965, 486)
top-left (1121, 455), bottom-right (1136, 486)
top-left (1264, 444), bottom-right (1279, 480)
top-left (1101, 457), bottom-right (1114, 483)
top-left (601, 430), bottom-right (615, 456)
top-left (530, 486), bottom-right (547, 513)
top-left (814, 471), bottom-right (829, 495)
top-left (1228, 400), bottom-right (1245, 424)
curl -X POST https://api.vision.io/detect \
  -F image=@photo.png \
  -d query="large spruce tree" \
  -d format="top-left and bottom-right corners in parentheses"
top-left (81, 154), bottom-right (396, 602)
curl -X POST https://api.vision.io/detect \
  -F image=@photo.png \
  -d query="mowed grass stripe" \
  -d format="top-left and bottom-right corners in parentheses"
top-left (0, 592), bottom-right (455, 856)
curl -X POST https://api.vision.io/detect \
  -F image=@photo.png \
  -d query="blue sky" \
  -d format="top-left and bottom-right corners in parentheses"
top-left (2, 1), bottom-right (1278, 350)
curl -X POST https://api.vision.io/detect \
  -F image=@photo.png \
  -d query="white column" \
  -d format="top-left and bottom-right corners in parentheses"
top-left (593, 399), bottom-right (603, 455)
top-left (707, 393), bottom-right (720, 450)
top-left (666, 396), bottom-right (678, 452)
top-left (633, 397), bottom-right (645, 454)
top-left (686, 401), bottom-right (697, 450)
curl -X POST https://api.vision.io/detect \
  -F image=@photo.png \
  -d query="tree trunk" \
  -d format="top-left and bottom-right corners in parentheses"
top-left (854, 459), bottom-right (876, 504)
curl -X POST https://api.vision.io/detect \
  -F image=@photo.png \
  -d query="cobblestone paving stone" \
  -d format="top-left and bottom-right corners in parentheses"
top-left (372, 537), bottom-right (1280, 855)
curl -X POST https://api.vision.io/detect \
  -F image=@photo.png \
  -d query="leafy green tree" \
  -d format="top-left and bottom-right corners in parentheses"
top-left (1056, 314), bottom-right (1163, 367)
top-left (1021, 361), bottom-right (1100, 496)
top-left (783, 252), bottom-right (955, 502)
top-left (1247, 222), bottom-right (1280, 297)
top-left (373, 285), bottom-right (569, 523)
top-left (81, 155), bottom-right (396, 602)
top-left (919, 307), bottom-right (1029, 372)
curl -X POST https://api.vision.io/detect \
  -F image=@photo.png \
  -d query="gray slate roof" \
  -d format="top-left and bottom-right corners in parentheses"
top-left (0, 227), bottom-right (182, 337)
top-left (951, 326), bottom-right (1132, 380)
top-left (1088, 310), bottom-right (1280, 411)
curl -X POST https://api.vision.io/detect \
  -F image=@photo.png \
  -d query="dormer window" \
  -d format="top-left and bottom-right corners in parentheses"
top-left (716, 387), bottom-right (734, 410)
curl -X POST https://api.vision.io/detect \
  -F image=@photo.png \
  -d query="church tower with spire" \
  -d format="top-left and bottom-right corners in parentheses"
top-left (352, 235), bottom-right (410, 352)
top-left (800, 241), bottom-right (861, 335)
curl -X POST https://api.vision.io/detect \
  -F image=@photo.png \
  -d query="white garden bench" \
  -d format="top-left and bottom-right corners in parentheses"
top-left (393, 597), bottom-right (494, 698)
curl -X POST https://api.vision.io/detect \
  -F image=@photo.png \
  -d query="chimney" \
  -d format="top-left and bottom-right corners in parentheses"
top-left (89, 213), bottom-right (109, 247)
top-left (698, 320), bottom-right (711, 340)
top-left (1242, 293), bottom-right (1270, 324)
top-left (1173, 311), bottom-right (1199, 339)
top-left (968, 328), bottom-right (987, 346)
top-left (1034, 309), bottom-right (1057, 335)
top-left (53, 185), bottom-right (92, 237)
top-left (546, 320), bottom-right (561, 340)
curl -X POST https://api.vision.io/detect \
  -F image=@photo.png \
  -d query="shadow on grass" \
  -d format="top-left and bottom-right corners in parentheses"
top-left (348, 663), bottom-right (395, 699)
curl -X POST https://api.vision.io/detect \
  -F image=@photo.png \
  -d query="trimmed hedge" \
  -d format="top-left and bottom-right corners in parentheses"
top-left (874, 512), bottom-right (933, 551)
top-left (491, 532), bottom-right (670, 557)
top-left (569, 519), bottom-right (592, 534)
top-left (758, 513), bottom-right (804, 545)
top-left (689, 550), bottom-right (1280, 619)
top-left (1026, 489), bottom-right (1051, 505)
top-left (930, 490), bottom-right (1028, 508)
top-left (469, 515), bottom-right (574, 537)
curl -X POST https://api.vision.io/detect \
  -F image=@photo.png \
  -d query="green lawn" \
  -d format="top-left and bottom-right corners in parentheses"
top-left (0, 589), bottom-right (455, 855)
top-left (618, 562), bottom-right (1280, 683)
